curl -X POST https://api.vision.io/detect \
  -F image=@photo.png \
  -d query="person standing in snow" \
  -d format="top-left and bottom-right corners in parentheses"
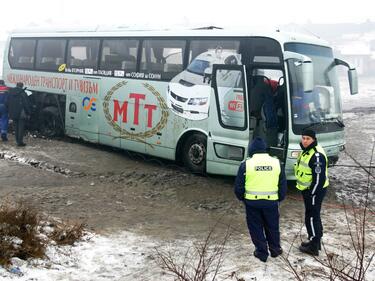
top-left (295, 129), bottom-right (329, 256)
top-left (8, 82), bottom-right (32, 147)
top-left (234, 137), bottom-right (287, 262)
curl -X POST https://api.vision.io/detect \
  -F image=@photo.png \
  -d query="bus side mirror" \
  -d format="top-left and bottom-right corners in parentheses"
top-left (348, 68), bottom-right (358, 95)
top-left (299, 61), bottom-right (314, 93)
top-left (334, 58), bottom-right (359, 95)
top-left (284, 51), bottom-right (314, 93)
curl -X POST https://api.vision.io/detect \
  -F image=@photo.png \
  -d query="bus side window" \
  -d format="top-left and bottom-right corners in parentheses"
top-left (100, 39), bottom-right (139, 72)
top-left (140, 39), bottom-right (186, 80)
top-left (70, 57), bottom-right (83, 67)
top-left (121, 55), bottom-right (136, 70)
top-left (9, 38), bottom-right (36, 69)
top-left (188, 40), bottom-right (240, 63)
top-left (67, 39), bottom-right (100, 70)
top-left (35, 39), bottom-right (67, 71)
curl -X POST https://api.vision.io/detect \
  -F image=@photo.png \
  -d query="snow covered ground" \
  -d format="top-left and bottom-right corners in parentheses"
top-left (0, 211), bottom-right (374, 281)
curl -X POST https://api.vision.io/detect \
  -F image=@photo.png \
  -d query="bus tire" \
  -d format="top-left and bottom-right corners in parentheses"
top-left (40, 107), bottom-right (63, 137)
top-left (182, 133), bottom-right (207, 174)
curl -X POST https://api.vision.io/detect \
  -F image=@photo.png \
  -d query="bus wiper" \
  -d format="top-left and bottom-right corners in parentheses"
top-left (325, 117), bottom-right (345, 128)
top-left (302, 122), bottom-right (322, 131)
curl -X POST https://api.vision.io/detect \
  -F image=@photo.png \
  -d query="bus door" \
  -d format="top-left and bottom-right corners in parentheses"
top-left (65, 94), bottom-right (80, 138)
top-left (248, 67), bottom-right (286, 162)
top-left (206, 64), bottom-right (249, 175)
top-left (78, 76), bottom-right (101, 143)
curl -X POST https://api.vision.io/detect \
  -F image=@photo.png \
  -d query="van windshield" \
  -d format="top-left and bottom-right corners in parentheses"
top-left (187, 59), bottom-right (210, 76)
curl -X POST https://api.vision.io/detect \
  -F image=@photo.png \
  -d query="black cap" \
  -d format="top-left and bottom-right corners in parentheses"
top-left (301, 129), bottom-right (316, 139)
top-left (16, 82), bottom-right (24, 88)
top-left (248, 137), bottom-right (267, 156)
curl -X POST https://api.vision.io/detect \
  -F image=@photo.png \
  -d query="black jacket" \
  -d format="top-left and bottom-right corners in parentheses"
top-left (8, 87), bottom-right (32, 120)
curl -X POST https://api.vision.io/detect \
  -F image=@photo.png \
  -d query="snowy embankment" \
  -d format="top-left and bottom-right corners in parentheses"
top-left (0, 207), bottom-right (374, 281)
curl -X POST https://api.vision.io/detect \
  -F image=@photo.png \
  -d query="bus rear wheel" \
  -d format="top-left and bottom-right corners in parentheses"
top-left (39, 107), bottom-right (63, 138)
top-left (182, 133), bottom-right (207, 174)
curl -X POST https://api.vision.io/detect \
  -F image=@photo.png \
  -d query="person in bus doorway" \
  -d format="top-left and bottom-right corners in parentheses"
top-left (0, 80), bottom-right (10, 141)
top-left (262, 79), bottom-right (279, 147)
top-left (8, 82), bottom-right (32, 147)
top-left (294, 129), bottom-right (329, 256)
top-left (234, 137), bottom-right (287, 262)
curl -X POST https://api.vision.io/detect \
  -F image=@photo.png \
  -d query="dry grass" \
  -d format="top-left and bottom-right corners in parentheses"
top-left (0, 199), bottom-right (86, 267)
top-left (49, 220), bottom-right (86, 245)
top-left (154, 225), bottom-right (244, 281)
top-left (0, 200), bottom-right (45, 266)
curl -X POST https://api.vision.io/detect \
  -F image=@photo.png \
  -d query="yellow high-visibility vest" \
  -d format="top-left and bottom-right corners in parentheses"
top-left (295, 145), bottom-right (329, 191)
top-left (245, 153), bottom-right (280, 200)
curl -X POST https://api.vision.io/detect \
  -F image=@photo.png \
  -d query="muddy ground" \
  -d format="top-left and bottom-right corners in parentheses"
top-left (0, 108), bottom-right (374, 236)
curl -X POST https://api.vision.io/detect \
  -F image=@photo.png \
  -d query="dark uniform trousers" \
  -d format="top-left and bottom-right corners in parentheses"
top-left (302, 188), bottom-right (327, 244)
top-left (14, 118), bottom-right (26, 145)
top-left (245, 202), bottom-right (280, 258)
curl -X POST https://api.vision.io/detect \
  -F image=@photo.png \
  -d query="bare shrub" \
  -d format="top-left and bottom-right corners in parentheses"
top-left (48, 220), bottom-right (86, 245)
top-left (0, 199), bottom-right (87, 267)
top-left (0, 200), bottom-right (45, 266)
top-left (154, 226), bottom-right (241, 281)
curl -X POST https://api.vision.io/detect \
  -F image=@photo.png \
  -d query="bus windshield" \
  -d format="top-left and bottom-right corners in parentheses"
top-left (285, 43), bottom-right (343, 134)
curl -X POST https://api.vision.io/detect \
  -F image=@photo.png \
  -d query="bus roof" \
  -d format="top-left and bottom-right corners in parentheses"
top-left (8, 26), bottom-right (330, 48)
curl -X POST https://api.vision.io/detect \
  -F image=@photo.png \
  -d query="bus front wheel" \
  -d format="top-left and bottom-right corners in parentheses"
top-left (182, 133), bottom-right (207, 174)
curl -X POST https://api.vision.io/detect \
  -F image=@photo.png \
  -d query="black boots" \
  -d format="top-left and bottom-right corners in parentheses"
top-left (253, 250), bottom-right (267, 262)
top-left (299, 240), bottom-right (321, 256)
top-left (301, 240), bottom-right (321, 250)
top-left (270, 247), bottom-right (283, 258)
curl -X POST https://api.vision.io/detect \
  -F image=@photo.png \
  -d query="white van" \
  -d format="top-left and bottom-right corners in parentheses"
top-left (167, 50), bottom-right (241, 120)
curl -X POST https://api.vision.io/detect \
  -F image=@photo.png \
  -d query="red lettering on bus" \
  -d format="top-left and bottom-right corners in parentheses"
top-left (228, 100), bottom-right (243, 112)
top-left (129, 93), bottom-right (146, 125)
top-left (112, 93), bottom-right (157, 128)
top-left (144, 104), bottom-right (157, 128)
top-left (113, 99), bottom-right (128, 122)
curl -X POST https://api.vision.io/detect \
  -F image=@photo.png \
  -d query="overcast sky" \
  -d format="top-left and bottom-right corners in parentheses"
top-left (0, 0), bottom-right (373, 40)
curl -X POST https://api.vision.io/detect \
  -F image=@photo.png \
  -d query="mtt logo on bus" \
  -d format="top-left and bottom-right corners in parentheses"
top-left (112, 93), bottom-right (157, 128)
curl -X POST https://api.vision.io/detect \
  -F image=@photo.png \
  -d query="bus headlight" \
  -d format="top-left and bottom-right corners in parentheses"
top-left (290, 151), bottom-right (301, 158)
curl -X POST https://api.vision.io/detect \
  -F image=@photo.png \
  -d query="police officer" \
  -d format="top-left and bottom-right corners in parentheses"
top-left (295, 129), bottom-right (329, 256)
top-left (0, 80), bottom-right (9, 141)
top-left (235, 137), bottom-right (287, 262)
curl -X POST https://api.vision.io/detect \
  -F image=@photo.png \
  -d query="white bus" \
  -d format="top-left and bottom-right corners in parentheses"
top-left (2, 27), bottom-right (358, 178)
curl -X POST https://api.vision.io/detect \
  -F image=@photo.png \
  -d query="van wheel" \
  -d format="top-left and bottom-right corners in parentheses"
top-left (40, 107), bottom-right (63, 137)
top-left (182, 133), bottom-right (207, 174)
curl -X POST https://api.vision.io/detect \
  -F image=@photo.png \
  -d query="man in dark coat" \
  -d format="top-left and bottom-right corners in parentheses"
top-left (234, 137), bottom-right (287, 262)
top-left (8, 82), bottom-right (32, 146)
